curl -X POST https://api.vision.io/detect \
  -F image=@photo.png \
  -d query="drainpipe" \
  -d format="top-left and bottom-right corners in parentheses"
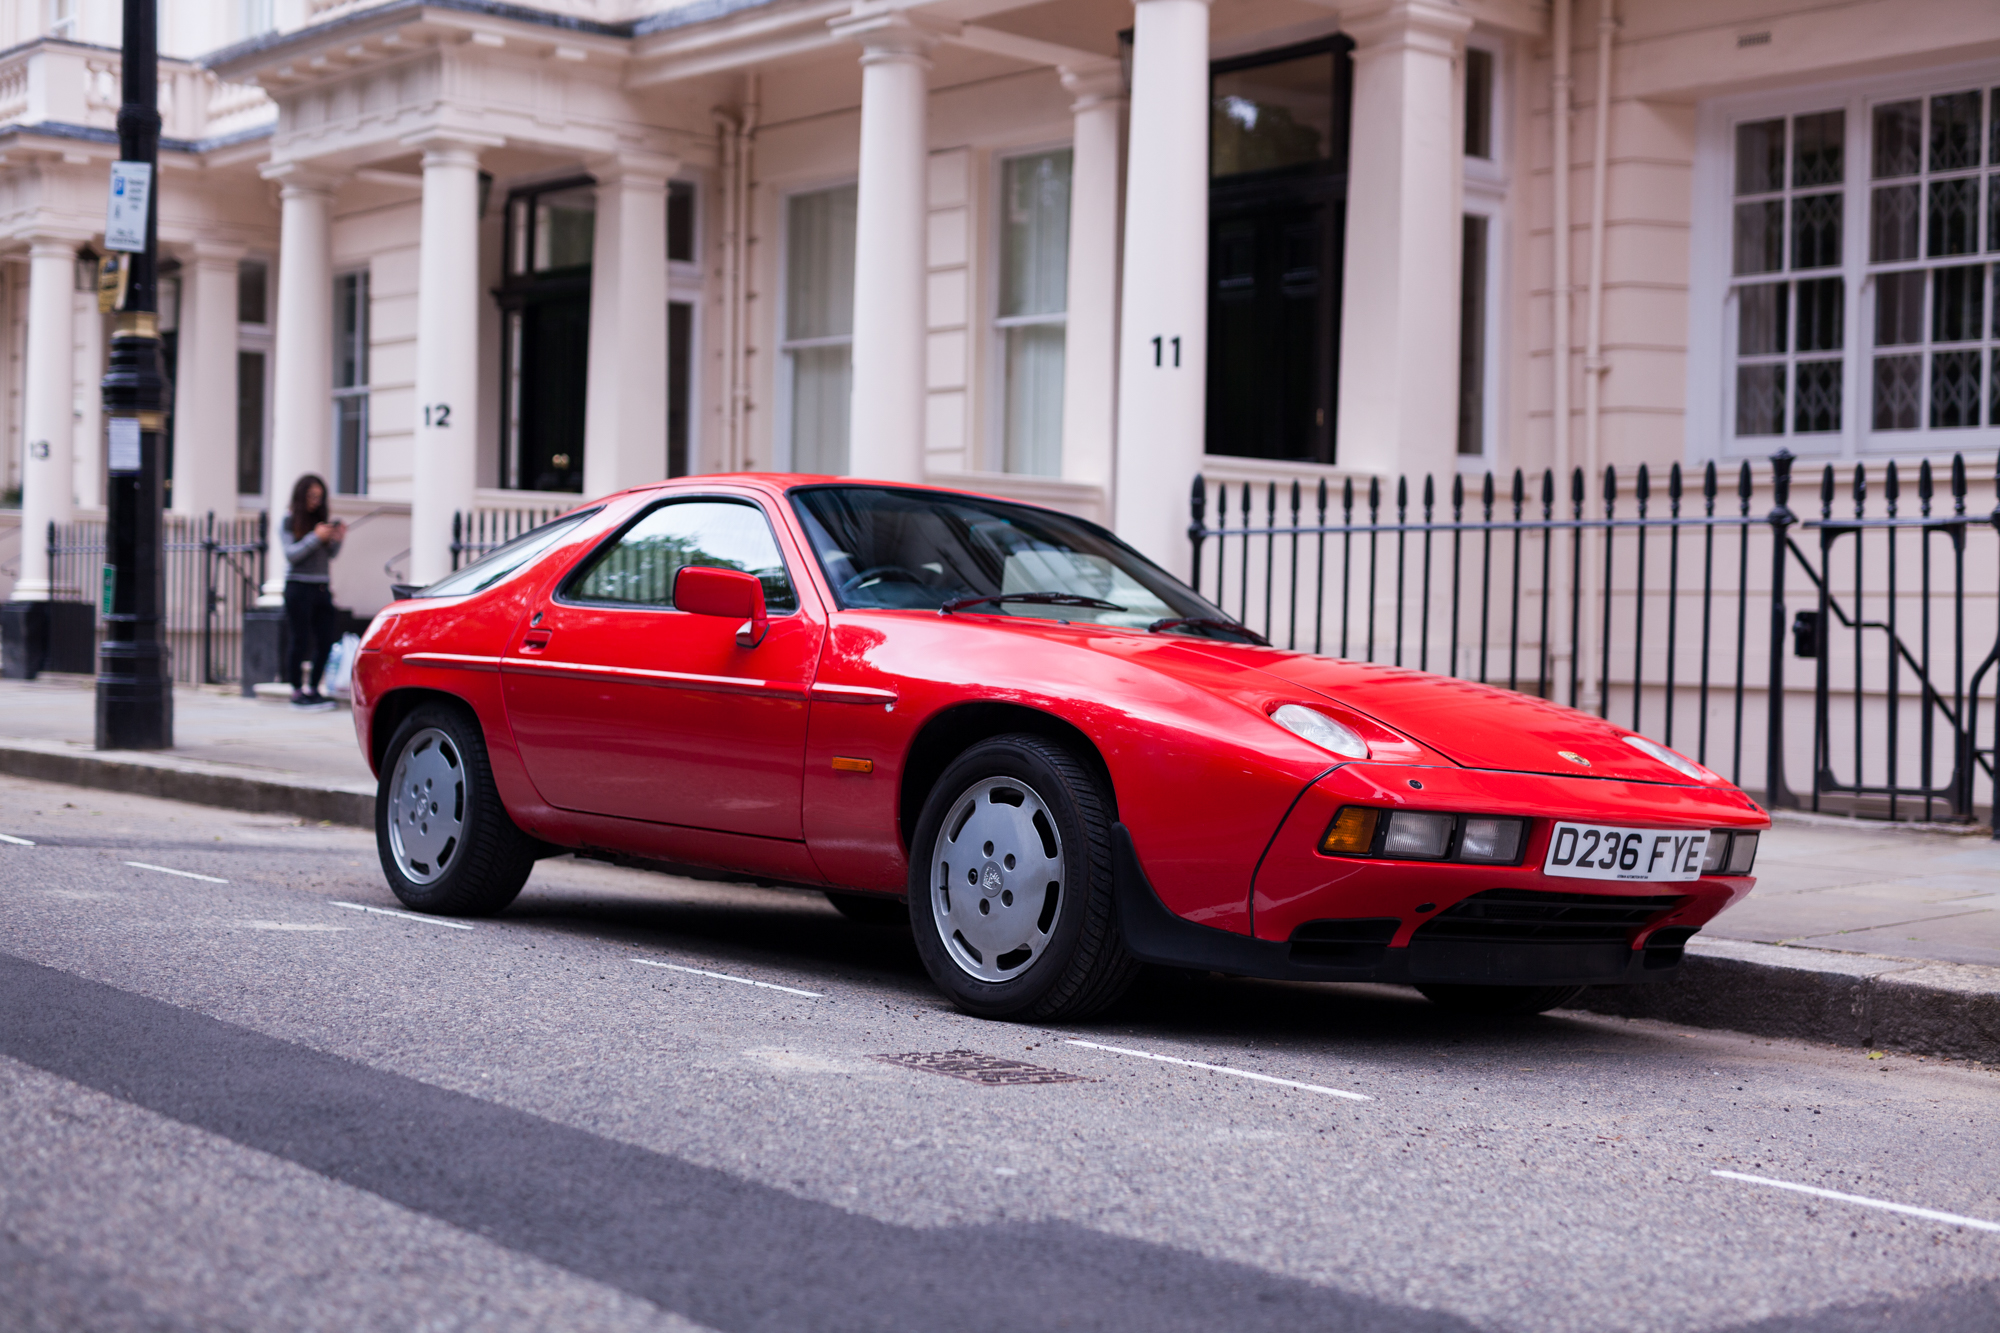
top-left (712, 72), bottom-right (759, 473)
top-left (713, 107), bottom-right (740, 471)
top-left (1583, 2), bottom-right (1614, 491)
top-left (1550, 0), bottom-right (1575, 701)
top-left (736, 74), bottom-right (759, 469)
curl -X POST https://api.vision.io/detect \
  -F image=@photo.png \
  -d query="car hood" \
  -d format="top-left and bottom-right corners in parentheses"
top-left (1178, 643), bottom-right (1709, 785)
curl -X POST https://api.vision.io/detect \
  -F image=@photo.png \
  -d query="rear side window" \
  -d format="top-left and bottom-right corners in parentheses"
top-left (413, 509), bottom-right (600, 598)
top-left (565, 498), bottom-right (799, 613)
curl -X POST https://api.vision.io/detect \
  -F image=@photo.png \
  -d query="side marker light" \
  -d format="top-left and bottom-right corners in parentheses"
top-left (1319, 807), bottom-right (1379, 855)
top-left (831, 756), bottom-right (874, 773)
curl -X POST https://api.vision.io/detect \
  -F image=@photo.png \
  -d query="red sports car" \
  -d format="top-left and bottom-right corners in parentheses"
top-left (352, 475), bottom-right (1766, 1021)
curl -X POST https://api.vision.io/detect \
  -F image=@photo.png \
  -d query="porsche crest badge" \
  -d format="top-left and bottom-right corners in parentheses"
top-left (1558, 751), bottom-right (1591, 767)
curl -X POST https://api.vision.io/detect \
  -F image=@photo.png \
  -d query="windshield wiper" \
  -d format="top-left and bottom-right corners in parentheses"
top-left (940, 591), bottom-right (1127, 616)
top-left (1147, 616), bottom-right (1270, 646)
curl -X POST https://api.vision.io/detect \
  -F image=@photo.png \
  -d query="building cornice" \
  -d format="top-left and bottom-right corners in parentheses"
top-left (0, 121), bottom-right (275, 158)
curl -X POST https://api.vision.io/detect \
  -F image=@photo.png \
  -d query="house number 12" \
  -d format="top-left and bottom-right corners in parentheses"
top-left (423, 403), bottom-right (452, 427)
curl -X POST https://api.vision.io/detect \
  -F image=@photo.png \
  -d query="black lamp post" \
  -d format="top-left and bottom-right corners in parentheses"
top-left (96, 0), bottom-right (172, 749)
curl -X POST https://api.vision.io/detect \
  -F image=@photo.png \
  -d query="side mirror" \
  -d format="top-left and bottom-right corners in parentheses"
top-left (673, 565), bottom-right (768, 647)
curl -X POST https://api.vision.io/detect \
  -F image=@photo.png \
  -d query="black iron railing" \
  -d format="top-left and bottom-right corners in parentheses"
top-left (1190, 450), bottom-right (2000, 828)
top-left (450, 505), bottom-right (566, 571)
top-left (46, 512), bottom-right (266, 685)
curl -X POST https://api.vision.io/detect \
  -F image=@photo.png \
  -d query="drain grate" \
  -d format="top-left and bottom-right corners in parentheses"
top-left (872, 1050), bottom-right (1084, 1085)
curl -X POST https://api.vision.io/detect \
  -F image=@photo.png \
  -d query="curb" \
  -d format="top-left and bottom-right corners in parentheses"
top-left (0, 738), bottom-right (374, 828)
top-left (1572, 937), bottom-right (2000, 1063)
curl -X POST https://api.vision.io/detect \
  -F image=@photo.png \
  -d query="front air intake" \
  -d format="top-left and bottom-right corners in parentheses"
top-left (1415, 888), bottom-right (1687, 945)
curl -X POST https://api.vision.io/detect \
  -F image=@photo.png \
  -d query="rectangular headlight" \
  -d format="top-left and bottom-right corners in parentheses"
top-left (1458, 817), bottom-right (1526, 864)
top-left (1382, 811), bottom-right (1454, 859)
top-left (1724, 831), bottom-right (1759, 874)
top-left (1701, 831), bottom-right (1731, 874)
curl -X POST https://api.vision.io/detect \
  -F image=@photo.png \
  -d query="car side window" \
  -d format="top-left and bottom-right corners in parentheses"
top-left (565, 499), bottom-right (800, 613)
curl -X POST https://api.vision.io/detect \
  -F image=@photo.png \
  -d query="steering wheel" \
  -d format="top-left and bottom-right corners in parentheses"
top-left (838, 565), bottom-right (929, 598)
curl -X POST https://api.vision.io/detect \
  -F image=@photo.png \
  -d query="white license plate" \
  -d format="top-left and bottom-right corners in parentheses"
top-left (1543, 823), bottom-right (1710, 882)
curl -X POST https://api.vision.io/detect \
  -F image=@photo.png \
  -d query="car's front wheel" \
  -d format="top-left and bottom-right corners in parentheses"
top-left (908, 734), bottom-right (1138, 1021)
top-left (1416, 983), bottom-right (1585, 1016)
top-left (376, 701), bottom-right (536, 916)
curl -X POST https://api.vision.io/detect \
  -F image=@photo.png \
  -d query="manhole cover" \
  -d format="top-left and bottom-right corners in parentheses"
top-left (873, 1050), bottom-right (1084, 1085)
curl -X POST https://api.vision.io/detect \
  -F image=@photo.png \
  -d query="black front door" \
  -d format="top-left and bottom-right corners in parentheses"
top-left (500, 178), bottom-right (597, 493)
top-left (1206, 39), bottom-right (1353, 467)
top-left (516, 293), bottom-right (590, 492)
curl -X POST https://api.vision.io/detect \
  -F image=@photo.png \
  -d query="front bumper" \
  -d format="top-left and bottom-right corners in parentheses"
top-left (1113, 763), bottom-right (1763, 989)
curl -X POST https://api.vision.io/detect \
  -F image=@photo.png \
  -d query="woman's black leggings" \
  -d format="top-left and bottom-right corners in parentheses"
top-left (283, 580), bottom-right (338, 691)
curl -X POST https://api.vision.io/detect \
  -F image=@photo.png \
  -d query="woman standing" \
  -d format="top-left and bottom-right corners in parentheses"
top-left (282, 473), bottom-right (346, 710)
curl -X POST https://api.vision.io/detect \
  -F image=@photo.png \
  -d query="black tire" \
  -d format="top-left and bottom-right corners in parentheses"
top-left (1416, 983), bottom-right (1586, 1016)
top-left (908, 734), bottom-right (1139, 1021)
top-left (376, 701), bottom-right (536, 916)
top-left (825, 891), bottom-right (910, 926)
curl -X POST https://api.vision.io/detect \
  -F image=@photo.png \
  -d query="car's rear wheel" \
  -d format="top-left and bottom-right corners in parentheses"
top-left (376, 701), bottom-right (536, 916)
top-left (908, 734), bottom-right (1138, 1021)
top-left (1416, 983), bottom-right (1586, 1016)
top-left (824, 891), bottom-right (909, 926)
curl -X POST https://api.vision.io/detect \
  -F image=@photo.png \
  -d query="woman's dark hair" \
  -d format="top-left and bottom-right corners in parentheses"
top-left (289, 473), bottom-right (329, 540)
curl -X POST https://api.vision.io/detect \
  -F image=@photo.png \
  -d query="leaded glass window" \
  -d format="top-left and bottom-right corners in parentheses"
top-left (1730, 110), bottom-right (1845, 438)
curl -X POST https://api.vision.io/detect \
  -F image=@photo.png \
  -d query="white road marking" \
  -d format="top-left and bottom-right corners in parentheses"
top-left (329, 900), bottom-right (474, 930)
top-left (1065, 1039), bottom-right (1371, 1102)
top-left (0, 832), bottom-right (35, 846)
top-left (233, 920), bottom-right (352, 932)
top-left (125, 861), bottom-right (227, 883)
top-left (1714, 1170), bottom-right (2000, 1233)
top-left (630, 958), bottom-right (823, 998)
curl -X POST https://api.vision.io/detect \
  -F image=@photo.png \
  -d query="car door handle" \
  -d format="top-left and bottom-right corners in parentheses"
top-left (520, 630), bottom-right (552, 652)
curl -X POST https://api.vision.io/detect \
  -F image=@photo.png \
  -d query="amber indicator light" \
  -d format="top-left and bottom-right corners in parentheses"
top-left (831, 755), bottom-right (874, 773)
top-left (1319, 807), bottom-right (1379, 855)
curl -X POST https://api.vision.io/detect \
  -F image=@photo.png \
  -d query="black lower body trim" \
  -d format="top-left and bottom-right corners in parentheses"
top-left (1111, 824), bottom-right (1675, 988)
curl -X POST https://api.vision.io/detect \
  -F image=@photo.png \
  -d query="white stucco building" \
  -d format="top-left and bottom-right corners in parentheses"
top-left (0, 0), bottom-right (1995, 621)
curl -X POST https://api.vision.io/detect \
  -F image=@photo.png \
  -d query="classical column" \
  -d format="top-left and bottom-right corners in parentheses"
top-left (1059, 62), bottom-right (1125, 491)
top-left (259, 165), bottom-right (338, 603)
top-left (1331, 0), bottom-right (1471, 484)
top-left (73, 286), bottom-right (105, 513)
top-left (172, 242), bottom-right (244, 519)
top-left (407, 133), bottom-right (498, 587)
top-left (833, 8), bottom-right (932, 483)
top-left (583, 151), bottom-right (677, 499)
top-left (1110, 0), bottom-right (1210, 573)
top-left (12, 238), bottom-right (80, 601)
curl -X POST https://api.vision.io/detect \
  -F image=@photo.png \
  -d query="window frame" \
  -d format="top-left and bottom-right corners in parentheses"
top-left (331, 267), bottom-right (371, 496)
top-left (1457, 33), bottom-right (1509, 471)
top-left (986, 140), bottom-right (1074, 478)
top-left (556, 493), bottom-right (803, 616)
top-left (236, 255), bottom-right (272, 502)
top-left (775, 178), bottom-right (860, 474)
top-left (1691, 58), bottom-right (2000, 463)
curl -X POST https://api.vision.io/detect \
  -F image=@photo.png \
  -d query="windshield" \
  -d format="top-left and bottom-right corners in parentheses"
top-left (790, 486), bottom-right (1246, 637)
top-left (412, 509), bottom-right (600, 599)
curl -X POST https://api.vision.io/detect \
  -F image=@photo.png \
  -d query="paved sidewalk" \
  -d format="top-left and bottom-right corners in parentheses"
top-left (1, 672), bottom-right (1996, 1056)
top-left (0, 673), bottom-right (373, 824)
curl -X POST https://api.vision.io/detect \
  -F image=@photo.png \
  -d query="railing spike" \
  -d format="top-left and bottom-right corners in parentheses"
top-left (1885, 459), bottom-right (1899, 517)
top-left (1342, 476), bottom-right (1354, 515)
top-left (1951, 452), bottom-right (1966, 515)
top-left (1540, 467), bottom-right (1554, 508)
top-left (1189, 473), bottom-right (1206, 522)
top-left (1290, 478), bottom-right (1301, 518)
top-left (1451, 473), bottom-right (1464, 515)
top-left (1316, 476), bottom-right (1328, 517)
top-left (1919, 458), bottom-right (1934, 515)
top-left (1602, 465), bottom-right (1617, 512)
top-left (1819, 463), bottom-right (1835, 519)
top-left (1480, 471), bottom-right (1494, 510)
top-left (1397, 475), bottom-right (1408, 511)
top-left (1852, 462), bottom-right (1866, 519)
top-left (1511, 467), bottom-right (1525, 507)
top-left (1423, 473), bottom-right (1436, 510)
top-left (1570, 466), bottom-right (1585, 510)
top-left (1669, 461), bottom-right (1683, 501)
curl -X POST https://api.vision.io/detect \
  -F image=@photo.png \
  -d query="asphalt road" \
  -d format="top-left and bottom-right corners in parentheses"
top-left (2, 772), bottom-right (1998, 1333)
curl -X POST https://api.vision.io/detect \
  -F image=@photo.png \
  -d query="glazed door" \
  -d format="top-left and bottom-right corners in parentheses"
top-left (501, 497), bottom-right (820, 839)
